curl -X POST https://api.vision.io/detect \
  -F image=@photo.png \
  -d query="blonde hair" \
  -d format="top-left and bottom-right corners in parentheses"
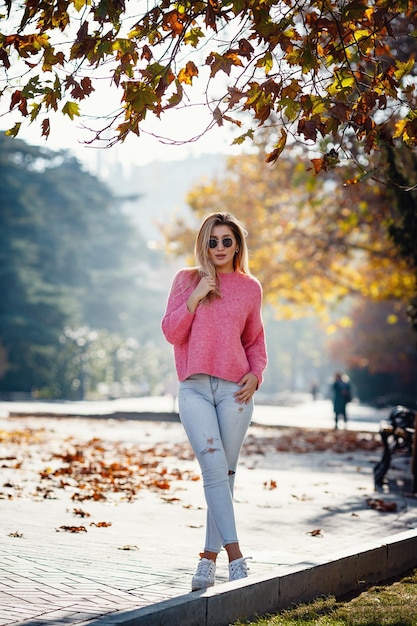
top-left (194, 212), bottom-right (250, 299)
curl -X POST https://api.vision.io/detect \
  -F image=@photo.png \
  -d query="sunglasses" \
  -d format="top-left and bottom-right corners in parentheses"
top-left (208, 237), bottom-right (234, 249)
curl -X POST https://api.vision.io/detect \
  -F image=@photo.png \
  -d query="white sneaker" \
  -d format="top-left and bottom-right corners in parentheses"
top-left (229, 556), bottom-right (252, 582)
top-left (191, 558), bottom-right (216, 591)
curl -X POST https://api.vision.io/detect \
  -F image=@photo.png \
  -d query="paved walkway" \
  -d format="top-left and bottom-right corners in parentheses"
top-left (1, 398), bottom-right (416, 625)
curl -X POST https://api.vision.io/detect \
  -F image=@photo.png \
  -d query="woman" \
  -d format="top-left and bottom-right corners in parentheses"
top-left (161, 212), bottom-right (267, 591)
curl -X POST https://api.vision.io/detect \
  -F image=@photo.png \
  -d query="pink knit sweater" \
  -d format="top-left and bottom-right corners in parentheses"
top-left (161, 268), bottom-right (267, 386)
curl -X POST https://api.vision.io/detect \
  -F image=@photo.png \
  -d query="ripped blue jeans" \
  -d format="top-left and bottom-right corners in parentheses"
top-left (178, 374), bottom-right (253, 553)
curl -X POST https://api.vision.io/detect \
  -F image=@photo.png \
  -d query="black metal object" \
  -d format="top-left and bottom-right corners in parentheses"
top-left (373, 405), bottom-right (416, 489)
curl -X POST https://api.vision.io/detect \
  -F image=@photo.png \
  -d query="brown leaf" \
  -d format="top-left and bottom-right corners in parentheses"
top-left (57, 525), bottom-right (88, 533)
top-left (72, 508), bottom-right (91, 517)
top-left (366, 498), bottom-right (397, 512)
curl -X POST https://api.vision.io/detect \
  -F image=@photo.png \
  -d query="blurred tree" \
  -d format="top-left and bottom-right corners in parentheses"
top-left (381, 143), bottom-right (417, 334)
top-left (163, 145), bottom-right (415, 317)
top-left (0, 135), bottom-right (165, 396)
top-left (1, 0), bottom-right (417, 181)
top-left (327, 298), bottom-right (417, 406)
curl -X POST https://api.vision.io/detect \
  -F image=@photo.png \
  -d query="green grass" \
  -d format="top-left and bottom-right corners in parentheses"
top-left (234, 569), bottom-right (417, 625)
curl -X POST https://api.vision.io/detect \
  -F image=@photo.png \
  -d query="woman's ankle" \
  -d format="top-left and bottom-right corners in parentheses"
top-left (200, 551), bottom-right (217, 562)
top-left (225, 543), bottom-right (243, 563)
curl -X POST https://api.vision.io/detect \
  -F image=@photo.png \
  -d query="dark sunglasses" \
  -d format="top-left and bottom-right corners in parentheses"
top-left (208, 237), bottom-right (234, 249)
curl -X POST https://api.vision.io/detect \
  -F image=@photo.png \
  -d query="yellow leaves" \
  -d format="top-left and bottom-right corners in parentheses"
top-left (0, 0), bottom-right (414, 160)
top-left (172, 146), bottom-right (417, 320)
top-left (387, 314), bottom-right (398, 325)
top-left (122, 81), bottom-right (158, 121)
top-left (62, 101), bottom-right (80, 120)
top-left (183, 27), bottom-right (205, 48)
top-left (265, 129), bottom-right (287, 164)
top-left (178, 61), bottom-right (198, 85)
top-left (42, 47), bottom-right (65, 72)
top-left (326, 324), bottom-right (338, 335)
top-left (256, 51), bottom-right (273, 74)
top-left (72, 0), bottom-right (90, 11)
top-left (340, 317), bottom-right (353, 328)
top-left (394, 58), bottom-right (415, 81)
top-left (393, 112), bottom-right (417, 146)
top-left (7, 33), bottom-right (51, 58)
top-left (327, 68), bottom-right (355, 97)
top-left (5, 122), bottom-right (21, 137)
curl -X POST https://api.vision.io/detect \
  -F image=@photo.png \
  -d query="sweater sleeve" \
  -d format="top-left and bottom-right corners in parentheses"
top-left (241, 281), bottom-right (267, 386)
top-left (161, 271), bottom-right (195, 346)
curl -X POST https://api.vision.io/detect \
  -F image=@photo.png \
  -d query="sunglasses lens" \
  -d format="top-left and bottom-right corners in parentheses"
top-left (208, 238), bottom-right (234, 249)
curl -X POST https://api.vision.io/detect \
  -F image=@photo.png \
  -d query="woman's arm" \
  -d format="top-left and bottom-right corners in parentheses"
top-left (241, 283), bottom-right (268, 386)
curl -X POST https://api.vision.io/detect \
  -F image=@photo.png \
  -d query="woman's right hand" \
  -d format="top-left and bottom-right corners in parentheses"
top-left (187, 276), bottom-right (216, 313)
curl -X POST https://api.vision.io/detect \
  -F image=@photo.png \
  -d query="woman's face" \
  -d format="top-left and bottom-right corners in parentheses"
top-left (208, 225), bottom-right (238, 273)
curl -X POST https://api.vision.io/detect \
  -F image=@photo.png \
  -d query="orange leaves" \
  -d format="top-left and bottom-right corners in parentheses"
top-left (0, 0), bottom-right (415, 159)
top-left (3, 33), bottom-right (50, 58)
top-left (1, 422), bottom-right (201, 508)
top-left (162, 10), bottom-right (185, 37)
top-left (263, 479), bottom-right (277, 490)
top-left (178, 61), bottom-right (198, 85)
top-left (309, 149), bottom-right (340, 174)
top-left (38, 436), bottom-right (199, 503)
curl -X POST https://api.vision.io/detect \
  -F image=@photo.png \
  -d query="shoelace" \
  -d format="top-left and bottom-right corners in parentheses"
top-left (229, 556), bottom-right (252, 580)
top-left (196, 559), bottom-right (214, 577)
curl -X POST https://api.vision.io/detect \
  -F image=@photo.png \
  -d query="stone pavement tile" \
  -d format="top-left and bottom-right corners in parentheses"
top-left (1, 414), bottom-right (416, 625)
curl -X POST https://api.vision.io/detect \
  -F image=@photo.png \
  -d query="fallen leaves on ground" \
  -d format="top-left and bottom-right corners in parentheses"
top-left (366, 498), bottom-right (398, 512)
top-left (57, 525), bottom-right (87, 533)
top-left (242, 429), bottom-right (381, 455)
top-left (0, 422), bottom-right (381, 505)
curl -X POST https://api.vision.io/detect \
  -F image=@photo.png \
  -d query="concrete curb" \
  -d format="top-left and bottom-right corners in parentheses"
top-left (94, 528), bottom-right (417, 626)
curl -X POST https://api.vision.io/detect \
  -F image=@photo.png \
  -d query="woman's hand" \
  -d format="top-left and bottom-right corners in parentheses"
top-left (234, 373), bottom-right (258, 404)
top-left (186, 276), bottom-right (216, 313)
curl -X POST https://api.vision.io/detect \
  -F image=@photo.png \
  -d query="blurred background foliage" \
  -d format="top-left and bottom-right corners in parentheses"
top-left (1, 133), bottom-right (416, 407)
top-left (163, 134), bottom-right (417, 408)
top-left (0, 134), bottom-right (168, 398)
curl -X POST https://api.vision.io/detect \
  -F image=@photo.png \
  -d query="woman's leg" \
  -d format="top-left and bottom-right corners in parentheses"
top-left (204, 376), bottom-right (253, 559)
top-left (178, 375), bottom-right (252, 558)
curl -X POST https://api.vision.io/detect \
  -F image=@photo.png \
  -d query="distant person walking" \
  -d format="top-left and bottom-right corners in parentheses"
top-left (161, 212), bottom-right (267, 591)
top-left (332, 372), bottom-right (351, 429)
top-left (310, 380), bottom-right (319, 400)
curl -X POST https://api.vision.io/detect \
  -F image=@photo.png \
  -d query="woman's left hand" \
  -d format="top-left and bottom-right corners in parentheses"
top-left (234, 373), bottom-right (258, 404)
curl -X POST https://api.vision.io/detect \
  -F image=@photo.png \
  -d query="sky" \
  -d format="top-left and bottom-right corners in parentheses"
top-left (0, 4), bottom-right (258, 172)
top-left (4, 101), bottom-right (245, 173)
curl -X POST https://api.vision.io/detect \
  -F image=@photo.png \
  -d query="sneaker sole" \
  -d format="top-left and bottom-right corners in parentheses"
top-left (191, 581), bottom-right (215, 591)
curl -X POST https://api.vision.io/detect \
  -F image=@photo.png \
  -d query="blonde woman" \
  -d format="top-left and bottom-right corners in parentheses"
top-left (161, 212), bottom-right (267, 591)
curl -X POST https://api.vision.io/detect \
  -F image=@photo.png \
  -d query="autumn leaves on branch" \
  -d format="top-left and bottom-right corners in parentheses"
top-left (1, 0), bottom-right (416, 174)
